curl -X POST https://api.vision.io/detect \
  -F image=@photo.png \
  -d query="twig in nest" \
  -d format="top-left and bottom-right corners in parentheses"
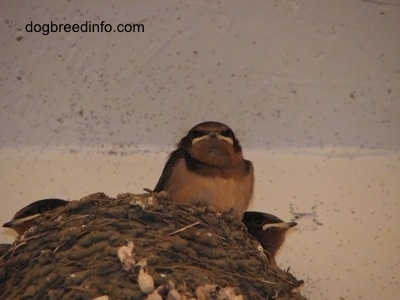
top-left (167, 263), bottom-right (277, 285)
top-left (53, 230), bottom-right (89, 254)
top-left (65, 285), bottom-right (98, 294)
top-left (1, 241), bottom-right (27, 259)
top-left (170, 202), bottom-right (205, 213)
top-left (218, 269), bottom-right (277, 285)
top-left (61, 214), bottom-right (91, 226)
top-left (1, 231), bottom-right (55, 259)
top-left (168, 221), bottom-right (200, 236)
top-left (266, 267), bottom-right (302, 285)
top-left (20, 231), bottom-right (50, 242)
top-left (145, 211), bottom-right (174, 218)
top-left (50, 206), bottom-right (68, 221)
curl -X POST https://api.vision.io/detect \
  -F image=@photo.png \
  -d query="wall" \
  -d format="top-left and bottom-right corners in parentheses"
top-left (1, 1), bottom-right (399, 299)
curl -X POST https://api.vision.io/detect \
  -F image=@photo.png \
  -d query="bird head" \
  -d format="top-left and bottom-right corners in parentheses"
top-left (243, 211), bottom-right (297, 256)
top-left (179, 121), bottom-right (243, 169)
top-left (2, 198), bottom-right (68, 235)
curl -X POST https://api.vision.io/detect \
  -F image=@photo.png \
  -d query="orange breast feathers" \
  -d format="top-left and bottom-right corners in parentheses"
top-left (166, 158), bottom-right (254, 219)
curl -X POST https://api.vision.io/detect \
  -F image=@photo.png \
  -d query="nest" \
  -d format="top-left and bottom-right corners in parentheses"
top-left (0, 192), bottom-right (305, 299)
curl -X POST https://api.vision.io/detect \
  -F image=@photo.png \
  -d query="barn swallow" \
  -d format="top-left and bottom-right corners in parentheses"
top-left (242, 211), bottom-right (297, 258)
top-left (2, 198), bottom-right (68, 236)
top-left (153, 121), bottom-right (254, 220)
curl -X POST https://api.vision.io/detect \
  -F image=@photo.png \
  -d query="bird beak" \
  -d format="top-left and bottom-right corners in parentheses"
top-left (2, 213), bottom-right (42, 228)
top-left (262, 222), bottom-right (297, 231)
top-left (192, 132), bottom-right (233, 145)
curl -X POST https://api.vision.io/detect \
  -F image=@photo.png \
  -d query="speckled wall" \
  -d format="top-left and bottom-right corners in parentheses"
top-left (1, 1), bottom-right (399, 299)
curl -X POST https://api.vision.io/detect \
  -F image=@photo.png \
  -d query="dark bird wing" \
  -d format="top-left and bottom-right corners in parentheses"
top-left (153, 148), bottom-right (185, 192)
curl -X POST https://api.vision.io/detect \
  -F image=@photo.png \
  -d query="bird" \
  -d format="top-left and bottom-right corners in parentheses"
top-left (242, 211), bottom-right (297, 259)
top-left (2, 198), bottom-right (68, 236)
top-left (153, 121), bottom-right (254, 220)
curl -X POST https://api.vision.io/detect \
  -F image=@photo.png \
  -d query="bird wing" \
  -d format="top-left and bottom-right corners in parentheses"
top-left (153, 148), bottom-right (185, 192)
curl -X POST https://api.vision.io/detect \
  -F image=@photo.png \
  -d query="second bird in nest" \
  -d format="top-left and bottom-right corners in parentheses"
top-left (242, 211), bottom-right (297, 259)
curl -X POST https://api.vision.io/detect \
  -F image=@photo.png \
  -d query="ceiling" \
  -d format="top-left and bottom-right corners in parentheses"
top-left (1, 0), bottom-right (399, 153)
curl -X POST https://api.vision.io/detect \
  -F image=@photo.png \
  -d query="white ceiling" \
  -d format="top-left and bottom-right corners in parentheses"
top-left (0, 0), bottom-right (399, 152)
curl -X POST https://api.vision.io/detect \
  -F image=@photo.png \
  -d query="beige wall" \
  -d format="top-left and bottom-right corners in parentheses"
top-left (1, 1), bottom-right (399, 299)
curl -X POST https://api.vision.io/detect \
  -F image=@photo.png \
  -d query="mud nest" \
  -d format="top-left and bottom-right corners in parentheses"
top-left (0, 192), bottom-right (305, 299)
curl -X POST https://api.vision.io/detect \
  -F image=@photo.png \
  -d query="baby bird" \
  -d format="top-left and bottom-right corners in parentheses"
top-left (2, 198), bottom-right (68, 236)
top-left (153, 121), bottom-right (254, 220)
top-left (242, 211), bottom-right (297, 258)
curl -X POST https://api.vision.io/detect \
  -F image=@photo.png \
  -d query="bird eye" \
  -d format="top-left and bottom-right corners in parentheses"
top-left (221, 129), bottom-right (233, 138)
top-left (37, 205), bottom-right (48, 213)
top-left (252, 216), bottom-right (264, 226)
top-left (191, 130), bottom-right (204, 139)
